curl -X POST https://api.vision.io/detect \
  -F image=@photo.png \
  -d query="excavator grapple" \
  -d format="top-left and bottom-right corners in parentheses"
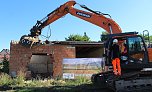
top-left (19, 35), bottom-right (40, 47)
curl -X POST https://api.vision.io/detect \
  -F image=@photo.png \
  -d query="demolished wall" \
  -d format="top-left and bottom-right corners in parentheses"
top-left (9, 41), bottom-right (75, 78)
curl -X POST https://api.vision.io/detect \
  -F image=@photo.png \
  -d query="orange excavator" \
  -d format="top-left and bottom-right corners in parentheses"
top-left (19, 1), bottom-right (152, 91)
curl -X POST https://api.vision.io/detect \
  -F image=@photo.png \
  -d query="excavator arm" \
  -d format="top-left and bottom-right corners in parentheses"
top-left (19, 0), bottom-right (122, 47)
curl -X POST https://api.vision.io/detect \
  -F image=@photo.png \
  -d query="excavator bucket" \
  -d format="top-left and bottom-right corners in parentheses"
top-left (19, 35), bottom-right (40, 47)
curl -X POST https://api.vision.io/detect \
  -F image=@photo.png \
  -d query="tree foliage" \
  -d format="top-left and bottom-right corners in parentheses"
top-left (65, 32), bottom-right (90, 41)
top-left (140, 33), bottom-right (152, 43)
top-left (100, 31), bottom-right (108, 42)
top-left (0, 55), bottom-right (9, 74)
top-left (150, 36), bottom-right (152, 42)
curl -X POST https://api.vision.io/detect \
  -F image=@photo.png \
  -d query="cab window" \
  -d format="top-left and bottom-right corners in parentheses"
top-left (128, 36), bottom-right (145, 63)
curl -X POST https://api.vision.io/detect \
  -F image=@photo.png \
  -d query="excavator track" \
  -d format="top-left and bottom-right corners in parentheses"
top-left (108, 71), bottom-right (152, 92)
top-left (92, 71), bottom-right (152, 92)
top-left (115, 78), bottom-right (152, 92)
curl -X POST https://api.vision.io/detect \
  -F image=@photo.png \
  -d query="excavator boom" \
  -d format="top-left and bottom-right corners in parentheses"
top-left (19, 0), bottom-right (122, 47)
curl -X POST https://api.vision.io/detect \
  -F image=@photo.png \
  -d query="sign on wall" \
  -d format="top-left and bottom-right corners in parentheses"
top-left (62, 58), bottom-right (105, 79)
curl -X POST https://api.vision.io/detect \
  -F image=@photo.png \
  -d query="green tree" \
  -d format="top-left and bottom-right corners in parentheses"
top-left (100, 31), bottom-right (108, 42)
top-left (150, 35), bottom-right (152, 42)
top-left (140, 33), bottom-right (152, 43)
top-left (1, 55), bottom-right (9, 74)
top-left (65, 32), bottom-right (90, 41)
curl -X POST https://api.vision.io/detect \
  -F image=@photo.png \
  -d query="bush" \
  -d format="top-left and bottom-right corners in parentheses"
top-left (0, 73), bottom-right (13, 86)
top-left (0, 72), bottom-right (90, 89)
top-left (51, 79), bottom-right (66, 86)
top-left (13, 70), bottom-right (26, 87)
top-left (75, 76), bottom-right (90, 85)
top-left (65, 77), bottom-right (91, 86)
top-left (24, 79), bottom-right (51, 87)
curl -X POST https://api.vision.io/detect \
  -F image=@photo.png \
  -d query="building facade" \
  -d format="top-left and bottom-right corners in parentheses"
top-left (9, 41), bottom-right (103, 78)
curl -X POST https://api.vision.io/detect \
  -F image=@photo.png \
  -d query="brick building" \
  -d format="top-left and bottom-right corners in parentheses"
top-left (0, 49), bottom-right (10, 62)
top-left (9, 41), bottom-right (103, 78)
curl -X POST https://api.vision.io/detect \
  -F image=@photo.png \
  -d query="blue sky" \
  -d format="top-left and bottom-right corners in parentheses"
top-left (0, 0), bottom-right (152, 51)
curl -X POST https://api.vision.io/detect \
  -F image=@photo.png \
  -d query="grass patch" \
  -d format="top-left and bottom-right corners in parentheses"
top-left (0, 73), bottom-right (94, 92)
top-left (13, 70), bottom-right (26, 87)
top-left (64, 76), bottom-right (91, 86)
top-left (0, 73), bottom-right (13, 86)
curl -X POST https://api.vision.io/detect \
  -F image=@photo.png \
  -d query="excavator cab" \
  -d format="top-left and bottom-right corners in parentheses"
top-left (91, 32), bottom-right (152, 91)
top-left (104, 32), bottom-right (149, 71)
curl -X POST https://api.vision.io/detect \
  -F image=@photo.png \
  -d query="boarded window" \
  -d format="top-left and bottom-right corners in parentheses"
top-left (28, 54), bottom-right (53, 77)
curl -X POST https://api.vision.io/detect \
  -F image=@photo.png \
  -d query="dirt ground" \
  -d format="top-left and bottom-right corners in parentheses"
top-left (0, 84), bottom-right (113, 92)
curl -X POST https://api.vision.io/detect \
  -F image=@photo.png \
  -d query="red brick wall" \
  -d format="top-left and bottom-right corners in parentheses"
top-left (9, 42), bottom-right (75, 77)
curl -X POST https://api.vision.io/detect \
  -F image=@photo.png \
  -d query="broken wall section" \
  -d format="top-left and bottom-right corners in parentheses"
top-left (9, 41), bottom-right (75, 78)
